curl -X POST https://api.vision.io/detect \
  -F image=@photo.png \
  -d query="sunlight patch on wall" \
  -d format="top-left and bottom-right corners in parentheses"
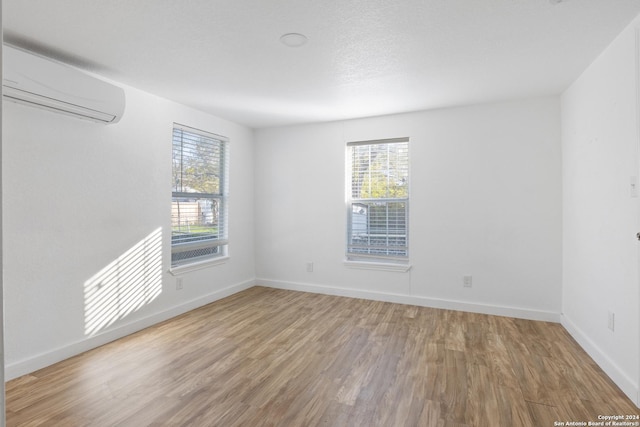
top-left (84, 228), bottom-right (163, 336)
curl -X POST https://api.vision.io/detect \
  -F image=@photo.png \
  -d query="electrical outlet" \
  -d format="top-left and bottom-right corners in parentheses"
top-left (463, 275), bottom-right (472, 288)
top-left (607, 311), bottom-right (615, 331)
top-left (176, 277), bottom-right (183, 290)
top-left (306, 262), bottom-right (314, 272)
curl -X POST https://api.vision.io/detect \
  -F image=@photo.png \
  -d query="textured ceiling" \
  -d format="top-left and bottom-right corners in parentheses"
top-left (4, 0), bottom-right (640, 128)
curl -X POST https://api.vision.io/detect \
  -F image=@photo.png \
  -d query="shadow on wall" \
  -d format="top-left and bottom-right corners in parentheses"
top-left (84, 227), bottom-right (163, 336)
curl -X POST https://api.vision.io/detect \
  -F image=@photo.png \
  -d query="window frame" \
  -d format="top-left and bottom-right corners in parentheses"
top-left (345, 137), bottom-right (410, 265)
top-left (171, 123), bottom-right (229, 269)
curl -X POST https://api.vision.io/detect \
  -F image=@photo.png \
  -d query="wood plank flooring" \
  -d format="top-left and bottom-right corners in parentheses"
top-left (6, 286), bottom-right (639, 426)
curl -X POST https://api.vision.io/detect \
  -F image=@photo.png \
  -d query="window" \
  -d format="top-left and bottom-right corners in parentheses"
top-left (171, 124), bottom-right (228, 267)
top-left (346, 137), bottom-right (409, 262)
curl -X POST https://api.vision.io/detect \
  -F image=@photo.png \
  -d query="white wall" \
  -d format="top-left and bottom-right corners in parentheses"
top-left (561, 16), bottom-right (640, 405)
top-left (255, 97), bottom-right (562, 321)
top-left (2, 80), bottom-right (255, 379)
top-left (0, 35), bottom-right (6, 427)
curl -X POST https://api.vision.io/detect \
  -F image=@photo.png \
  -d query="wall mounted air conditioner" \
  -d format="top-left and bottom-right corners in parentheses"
top-left (3, 45), bottom-right (125, 124)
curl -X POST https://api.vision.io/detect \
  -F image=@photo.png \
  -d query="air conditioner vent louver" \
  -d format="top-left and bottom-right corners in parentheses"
top-left (2, 45), bottom-right (125, 124)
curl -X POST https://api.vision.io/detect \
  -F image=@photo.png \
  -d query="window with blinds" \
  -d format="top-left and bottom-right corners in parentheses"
top-left (171, 124), bottom-right (229, 267)
top-left (347, 138), bottom-right (409, 262)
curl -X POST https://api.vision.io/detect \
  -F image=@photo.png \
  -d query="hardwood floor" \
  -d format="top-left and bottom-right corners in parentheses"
top-left (6, 287), bottom-right (639, 426)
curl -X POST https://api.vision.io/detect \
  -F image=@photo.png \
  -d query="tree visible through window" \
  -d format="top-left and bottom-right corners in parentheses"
top-left (171, 124), bottom-right (228, 267)
top-left (347, 138), bottom-right (409, 261)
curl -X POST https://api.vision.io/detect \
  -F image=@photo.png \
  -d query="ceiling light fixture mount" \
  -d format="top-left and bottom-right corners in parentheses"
top-left (280, 33), bottom-right (308, 48)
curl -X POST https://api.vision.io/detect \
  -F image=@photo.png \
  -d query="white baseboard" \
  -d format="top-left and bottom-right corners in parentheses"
top-left (257, 278), bottom-right (561, 323)
top-left (561, 314), bottom-right (640, 408)
top-left (6, 278), bottom-right (256, 381)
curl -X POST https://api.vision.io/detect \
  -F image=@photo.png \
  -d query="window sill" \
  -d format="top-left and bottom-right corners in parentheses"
top-left (169, 256), bottom-right (229, 276)
top-left (344, 260), bottom-right (412, 273)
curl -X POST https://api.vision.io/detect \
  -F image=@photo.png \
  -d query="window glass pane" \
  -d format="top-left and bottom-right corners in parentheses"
top-left (171, 125), bottom-right (228, 267)
top-left (351, 142), bottom-right (408, 199)
top-left (348, 201), bottom-right (407, 257)
top-left (347, 138), bottom-right (409, 261)
top-left (172, 128), bottom-right (224, 194)
top-left (171, 196), bottom-right (221, 246)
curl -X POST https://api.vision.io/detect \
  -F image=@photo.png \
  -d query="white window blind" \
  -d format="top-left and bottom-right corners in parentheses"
top-left (347, 137), bottom-right (409, 261)
top-left (171, 124), bottom-right (229, 267)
